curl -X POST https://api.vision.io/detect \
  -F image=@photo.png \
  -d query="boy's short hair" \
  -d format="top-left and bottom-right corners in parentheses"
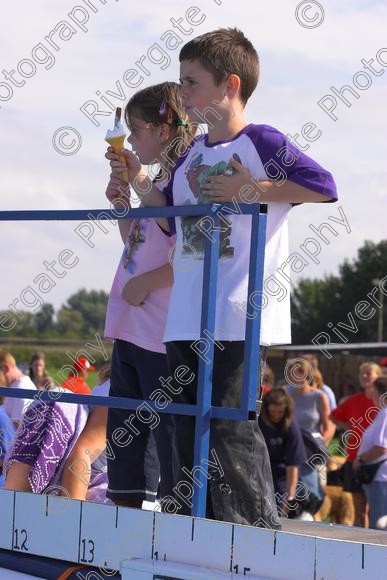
top-left (179, 28), bottom-right (259, 105)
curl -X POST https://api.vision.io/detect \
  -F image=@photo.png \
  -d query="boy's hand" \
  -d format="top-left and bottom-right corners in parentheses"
top-left (202, 158), bottom-right (262, 204)
top-left (105, 146), bottom-right (143, 183)
top-left (122, 275), bottom-right (149, 306)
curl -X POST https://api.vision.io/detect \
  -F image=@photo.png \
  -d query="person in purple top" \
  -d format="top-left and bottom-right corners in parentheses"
top-left (108, 28), bottom-right (338, 528)
top-left (3, 379), bottom-right (111, 504)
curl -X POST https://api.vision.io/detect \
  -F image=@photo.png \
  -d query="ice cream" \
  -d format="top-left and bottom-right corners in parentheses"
top-left (105, 108), bottom-right (129, 183)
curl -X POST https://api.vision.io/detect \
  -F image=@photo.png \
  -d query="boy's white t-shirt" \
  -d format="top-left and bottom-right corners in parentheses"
top-left (3, 375), bottom-right (37, 422)
top-left (163, 124), bottom-right (337, 345)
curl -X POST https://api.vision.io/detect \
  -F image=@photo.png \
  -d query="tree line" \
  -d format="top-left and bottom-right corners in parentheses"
top-left (1, 240), bottom-right (386, 344)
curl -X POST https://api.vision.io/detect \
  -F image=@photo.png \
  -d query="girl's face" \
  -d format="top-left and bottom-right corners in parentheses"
top-left (290, 366), bottom-right (309, 387)
top-left (268, 404), bottom-right (286, 424)
top-left (32, 359), bottom-right (45, 377)
top-left (126, 115), bottom-right (164, 165)
top-left (359, 366), bottom-right (380, 390)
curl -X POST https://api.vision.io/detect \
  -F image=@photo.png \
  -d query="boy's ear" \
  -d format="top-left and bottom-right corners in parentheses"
top-left (226, 73), bottom-right (241, 100)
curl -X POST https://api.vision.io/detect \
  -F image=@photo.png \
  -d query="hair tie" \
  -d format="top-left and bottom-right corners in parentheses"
top-left (159, 100), bottom-right (168, 115)
top-left (176, 118), bottom-right (188, 127)
top-left (159, 99), bottom-right (174, 124)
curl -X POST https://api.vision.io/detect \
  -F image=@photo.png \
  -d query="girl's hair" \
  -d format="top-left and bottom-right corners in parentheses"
top-left (262, 364), bottom-right (274, 388)
top-left (359, 361), bottom-right (382, 377)
top-left (313, 369), bottom-right (324, 390)
top-left (97, 363), bottom-right (111, 384)
top-left (261, 387), bottom-right (295, 431)
top-left (29, 351), bottom-right (46, 381)
top-left (125, 82), bottom-right (196, 171)
top-left (373, 376), bottom-right (387, 397)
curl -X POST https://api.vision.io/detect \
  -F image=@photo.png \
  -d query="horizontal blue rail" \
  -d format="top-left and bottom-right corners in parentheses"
top-left (0, 204), bottom-right (267, 221)
top-left (0, 387), bottom-right (251, 420)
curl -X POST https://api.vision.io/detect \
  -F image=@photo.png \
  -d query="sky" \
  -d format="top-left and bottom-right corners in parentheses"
top-left (0, 0), bottom-right (386, 316)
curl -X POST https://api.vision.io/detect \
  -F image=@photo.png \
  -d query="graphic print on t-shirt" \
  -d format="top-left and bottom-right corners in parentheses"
top-left (181, 152), bottom-right (242, 260)
top-left (123, 219), bottom-right (146, 273)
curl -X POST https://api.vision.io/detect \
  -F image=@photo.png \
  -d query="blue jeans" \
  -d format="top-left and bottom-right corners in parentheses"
top-left (363, 481), bottom-right (387, 529)
top-left (299, 462), bottom-right (324, 501)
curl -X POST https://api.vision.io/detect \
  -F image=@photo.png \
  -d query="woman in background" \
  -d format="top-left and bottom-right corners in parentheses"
top-left (0, 371), bottom-right (16, 487)
top-left (259, 388), bottom-right (307, 515)
top-left (287, 359), bottom-right (331, 504)
top-left (29, 352), bottom-right (54, 391)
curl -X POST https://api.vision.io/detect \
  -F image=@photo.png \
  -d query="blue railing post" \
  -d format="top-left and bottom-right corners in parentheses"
top-left (241, 206), bottom-right (267, 418)
top-left (192, 211), bottom-right (220, 518)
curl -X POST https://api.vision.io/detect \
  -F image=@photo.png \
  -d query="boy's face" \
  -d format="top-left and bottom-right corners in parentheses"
top-left (179, 59), bottom-right (228, 123)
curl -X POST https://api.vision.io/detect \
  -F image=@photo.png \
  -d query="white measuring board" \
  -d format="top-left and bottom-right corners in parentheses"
top-left (315, 537), bottom-right (387, 580)
top-left (79, 501), bottom-right (154, 570)
top-left (1, 489), bottom-right (387, 579)
top-left (121, 558), bottom-right (267, 579)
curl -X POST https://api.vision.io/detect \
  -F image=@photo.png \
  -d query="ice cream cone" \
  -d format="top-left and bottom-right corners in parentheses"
top-left (105, 110), bottom-right (129, 184)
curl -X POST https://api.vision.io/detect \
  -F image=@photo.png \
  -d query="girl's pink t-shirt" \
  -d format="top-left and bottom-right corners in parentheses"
top-left (104, 215), bottom-right (175, 354)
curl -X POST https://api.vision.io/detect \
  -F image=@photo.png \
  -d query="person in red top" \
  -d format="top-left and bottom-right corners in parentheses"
top-left (331, 361), bottom-right (382, 527)
top-left (61, 358), bottom-right (94, 395)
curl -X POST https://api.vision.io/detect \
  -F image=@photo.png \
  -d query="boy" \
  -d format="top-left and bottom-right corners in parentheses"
top-left (108, 28), bottom-right (337, 527)
top-left (0, 350), bottom-right (37, 428)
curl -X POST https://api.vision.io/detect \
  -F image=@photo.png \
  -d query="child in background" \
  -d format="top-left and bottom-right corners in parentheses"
top-left (109, 28), bottom-right (337, 527)
top-left (0, 371), bottom-right (16, 487)
top-left (104, 82), bottom-right (195, 508)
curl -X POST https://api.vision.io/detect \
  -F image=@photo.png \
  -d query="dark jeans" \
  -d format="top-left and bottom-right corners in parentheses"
top-left (106, 340), bottom-right (174, 503)
top-left (165, 340), bottom-right (280, 529)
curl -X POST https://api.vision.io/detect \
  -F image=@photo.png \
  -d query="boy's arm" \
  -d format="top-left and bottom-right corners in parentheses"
top-left (203, 158), bottom-right (334, 204)
top-left (202, 125), bottom-right (337, 205)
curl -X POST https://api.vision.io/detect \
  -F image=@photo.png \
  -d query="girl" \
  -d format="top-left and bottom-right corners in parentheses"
top-left (287, 359), bottom-right (331, 506)
top-left (29, 352), bottom-right (54, 391)
top-left (104, 82), bottom-right (195, 509)
top-left (259, 388), bottom-right (307, 515)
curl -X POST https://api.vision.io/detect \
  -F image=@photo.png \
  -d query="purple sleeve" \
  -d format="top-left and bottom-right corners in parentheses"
top-left (5, 402), bottom-right (75, 493)
top-left (247, 124), bottom-right (338, 201)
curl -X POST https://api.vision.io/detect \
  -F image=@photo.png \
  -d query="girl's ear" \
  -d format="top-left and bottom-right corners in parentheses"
top-left (159, 122), bottom-right (171, 144)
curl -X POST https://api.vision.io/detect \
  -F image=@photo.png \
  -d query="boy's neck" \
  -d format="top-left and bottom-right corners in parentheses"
top-left (206, 113), bottom-right (248, 144)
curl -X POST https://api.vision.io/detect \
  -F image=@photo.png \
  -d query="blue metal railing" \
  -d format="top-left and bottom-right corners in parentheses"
top-left (0, 203), bottom-right (267, 517)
